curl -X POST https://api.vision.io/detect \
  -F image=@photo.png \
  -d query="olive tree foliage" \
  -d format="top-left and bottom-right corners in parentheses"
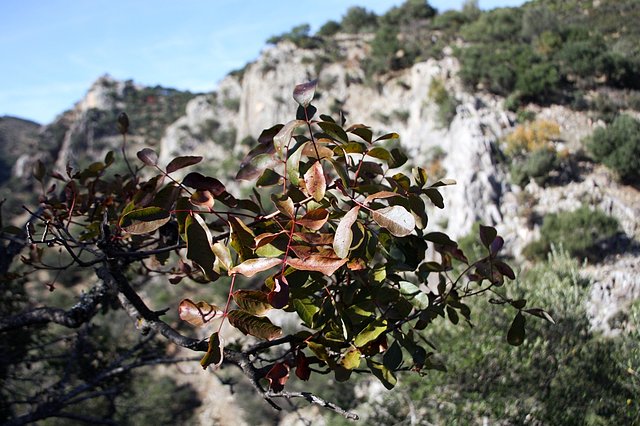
top-left (0, 81), bottom-right (551, 420)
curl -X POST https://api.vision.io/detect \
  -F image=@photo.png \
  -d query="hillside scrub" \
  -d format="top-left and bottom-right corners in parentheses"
top-left (587, 114), bottom-right (640, 184)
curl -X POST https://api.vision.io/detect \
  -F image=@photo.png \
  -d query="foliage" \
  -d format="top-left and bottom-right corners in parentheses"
top-left (510, 147), bottom-right (559, 187)
top-left (267, 24), bottom-right (323, 50)
top-left (340, 6), bottom-right (378, 34)
top-left (523, 206), bottom-right (621, 262)
top-left (317, 20), bottom-right (341, 37)
top-left (339, 248), bottom-right (638, 425)
top-left (587, 114), bottom-right (640, 184)
top-left (428, 78), bottom-right (459, 128)
top-left (0, 82), bottom-right (546, 421)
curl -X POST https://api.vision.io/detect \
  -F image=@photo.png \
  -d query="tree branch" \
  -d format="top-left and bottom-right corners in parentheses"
top-left (266, 391), bottom-right (359, 420)
top-left (0, 280), bottom-right (114, 333)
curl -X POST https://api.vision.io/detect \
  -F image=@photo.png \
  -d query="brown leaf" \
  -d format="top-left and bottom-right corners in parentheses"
top-left (287, 254), bottom-right (347, 276)
top-left (298, 208), bottom-right (329, 230)
top-left (178, 299), bottom-right (223, 326)
top-left (229, 257), bottom-right (282, 277)
top-left (119, 207), bottom-right (170, 235)
top-left (190, 190), bottom-right (215, 209)
top-left (182, 172), bottom-right (226, 196)
top-left (268, 274), bottom-right (289, 309)
top-left (295, 351), bottom-right (311, 381)
top-left (137, 148), bottom-right (158, 166)
top-left (304, 161), bottom-right (326, 202)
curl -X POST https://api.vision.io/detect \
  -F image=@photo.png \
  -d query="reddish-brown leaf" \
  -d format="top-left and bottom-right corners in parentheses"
top-left (137, 148), bottom-right (158, 166)
top-left (295, 352), bottom-right (311, 381)
top-left (178, 299), bottom-right (223, 326)
top-left (233, 290), bottom-right (272, 316)
top-left (190, 190), bottom-right (215, 209)
top-left (268, 274), bottom-right (290, 309)
top-left (298, 208), bottom-right (329, 230)
top-left (182, 172), bottom-right (226, 196)
top-left (229, 257), bottom-right (282, 277)
top-left (265, 362), bottom-right (290, 392)
top-left (166, 156), bottom-right (202, 173)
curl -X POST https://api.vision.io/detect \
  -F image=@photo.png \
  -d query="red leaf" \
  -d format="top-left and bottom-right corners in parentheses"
top-left (295, 352), bottom-right (311, 381)
top-left (266, 362), bottom-right (290, 392)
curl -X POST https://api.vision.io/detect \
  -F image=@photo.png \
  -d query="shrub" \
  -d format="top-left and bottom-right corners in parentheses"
top-left (428, 78), bottom-right (459, 128)
top-left (587, 114), bottom-right (640, 184)
top-left (340, 6), bottom-right (378, 34)
top-left (523, 206), bottom-right (620, 261)
top-left (504, 119), bottom-right (560, 157)
top-left (317, 20), bottom-right (341, 37)
top-left (510, 147), bottom-right (559, 187)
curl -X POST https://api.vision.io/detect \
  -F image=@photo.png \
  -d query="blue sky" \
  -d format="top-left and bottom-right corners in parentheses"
top-left (1, 0), bottom-right (524, 124)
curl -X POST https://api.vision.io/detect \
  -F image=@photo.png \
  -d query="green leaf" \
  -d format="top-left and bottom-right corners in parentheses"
top-left (256, 168), bottom-right (282, 187)
top-left (374, 132), bottom-right (399, 142)
top-left (286, 141), bottom-right (304, 186)
top-left (293, 80), bottom-right (317, 107)
top-left (119, 207), bottom-right (171, 235)
top-left (229, 257), bottom-right (282, 277)
top-left (367, 359), bottom-right (397, 390)
top-left (347, 124), bottom-right (372, 143)
top-left (166, 156), bottom-right (202, 173)
top-left (227, 310), bottom-right (282, 340)
top-left (178, 299), bottom-right (222, 326)
top-left (318, 121), bottom-right (349, 144)
top-left (340, 347), bottom-right (362, 370)
top-left (229, 216), bottom-right (255, 261)
top-left (383, 340), bottom-right (403, 371)
top-left (211, 241), bottom-right (232, 272)
top-left (507, 312), bottom-right (526, 346)
top-left (367, 147), bottom-right (392, 162)
top-left (399, 281), bottom-right (429, 310)
top-left (185, 214), bottom-right (217, 280)
top-left (293, 298), bottom-right (320, 327)
top-left (371, 205), bottom-right (415, 237)
top-left (333, 206), bottom-right (360, 259)
top-left (412, 167), bottom-right (428, 187)
top-left (354, 318), bottom-right (387, 347)
top-left (233, 290), bottom-right (272, 316)
top-left (304, 161), bottom-right (326, 202)
top-left (328, 158), bottom-right (350, 188)
top-left (200, 332), bottom-right (224, 370)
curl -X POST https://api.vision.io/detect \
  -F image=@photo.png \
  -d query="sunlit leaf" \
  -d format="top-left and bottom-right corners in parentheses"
top-left (200, 332), bottom-right (224, 370)
top-left (287, 254), bottom-right (347, 276)
top-left (333, 206), bottom-right (360, 259)
top-left (524, 308), bottom-right (555, 324)
top-left (166, 156), bottom-right (202, 173)
top-left (430, 178), bottom-right (457, 187)
top-left (178, 299), bottom-right (222, 326)
top-left (374, 132), bottom-right (399, 142)
top-left (371, 206), bottom-right (415, 237)
top-left (354, 318), bottom-right (387, 347)
top-left (229, 257), bottom-right (282, 277)
top-left (119, 207), bottom-right (170, 235)
top-left (190, 190), bottom-right (214, 209)
top-left (211, 241), bottom-right (232, 271)
top-left (274, 119), bottom-right (305, 159)
top-left (229, 216), bottom-right (255, 261)
top-left (364, 191), bottom-right (403, 204)
top-left (233, 290), bottom-right (272, 316)
top-left (304, 161), bottom-right (326, 202)
top-left (271, 194), bottom-right (295, 218)
top-left (293, 80), bottom-right (317, 107)
top-left (399, 281), bottom-right (429, 310)
top-left (340, 347), bottom-right (362, 370)
top-left (293, 298), bottom-right (320, 327)
top-left (227, 310), bottom-right (282, 340)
